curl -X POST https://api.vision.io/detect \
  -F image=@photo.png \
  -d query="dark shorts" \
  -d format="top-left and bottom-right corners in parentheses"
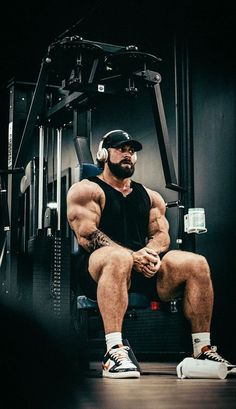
top-left (72, 252), bottom-right (160, 301)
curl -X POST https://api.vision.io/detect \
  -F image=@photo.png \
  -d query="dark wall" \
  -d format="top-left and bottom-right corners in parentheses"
top-left (189, 7), bottom-right (236, 358)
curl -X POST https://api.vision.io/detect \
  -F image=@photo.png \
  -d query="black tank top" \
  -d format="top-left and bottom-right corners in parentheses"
top-left (88, 176), bottom-right (151, 251)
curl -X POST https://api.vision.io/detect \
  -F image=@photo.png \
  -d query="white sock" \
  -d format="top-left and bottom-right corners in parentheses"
top-left (192, 332), bottom-right (211, 357)
top-left (105, 332), bottom-right (123, 351)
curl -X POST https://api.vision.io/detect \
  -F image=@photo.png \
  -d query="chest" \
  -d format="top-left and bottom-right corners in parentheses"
top-left (102, 187), bottom-right (149, 223)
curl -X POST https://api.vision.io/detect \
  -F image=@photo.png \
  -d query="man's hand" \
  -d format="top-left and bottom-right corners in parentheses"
top-left (132, 247), bottom-right (161, 278)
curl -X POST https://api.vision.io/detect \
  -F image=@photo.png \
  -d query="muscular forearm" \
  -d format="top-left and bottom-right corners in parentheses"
top-left (82, 229), bottom-right (133, 255)
top-left (146, 232), bottom-right (170, 255)
top-left (83, 229), bottom-right (117, 252)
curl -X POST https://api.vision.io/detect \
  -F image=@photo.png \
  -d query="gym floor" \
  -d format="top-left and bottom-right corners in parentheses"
top-left (74, 361), bottom-right (236, 409)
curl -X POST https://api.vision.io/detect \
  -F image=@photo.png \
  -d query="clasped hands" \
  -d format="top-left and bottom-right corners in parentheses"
top-left (132, 247), bottom-right (161, 278)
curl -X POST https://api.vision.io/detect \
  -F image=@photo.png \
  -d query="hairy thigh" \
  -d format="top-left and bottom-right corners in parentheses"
top-left (88, 246), bottom-right (133, 282)
top-left (157, 249), bottom-right (208, 300)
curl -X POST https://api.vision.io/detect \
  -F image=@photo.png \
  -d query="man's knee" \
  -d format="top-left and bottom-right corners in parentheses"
top-left (89, 246), bottom-right (133, 279)
top-left (161, 250), bottom-right (210, 278)
top-left (107, 248), bottom-right (133, 270)
top-left (192, 254), bottom-right (211, 281)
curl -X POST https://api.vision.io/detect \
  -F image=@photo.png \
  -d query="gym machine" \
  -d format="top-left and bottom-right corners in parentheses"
top-left (2, 34), bottom-right (193, 357)
top-left (14, 35), bottom-right (183, 192)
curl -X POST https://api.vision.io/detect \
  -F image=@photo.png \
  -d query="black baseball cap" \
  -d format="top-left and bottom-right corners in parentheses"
top-left (102, 130), bottom-right (142, 152)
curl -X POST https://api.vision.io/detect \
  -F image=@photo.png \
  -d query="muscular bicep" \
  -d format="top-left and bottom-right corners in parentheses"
top-left (145, 188), bottom-right (170, 253)
top-left (148, 202), bottom-right (169, 238)
top-left (67, 180), bottom-right (103, 251)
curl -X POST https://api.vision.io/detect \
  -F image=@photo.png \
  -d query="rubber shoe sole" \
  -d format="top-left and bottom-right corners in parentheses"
top-left (102, 370), bottom-right (140, 379)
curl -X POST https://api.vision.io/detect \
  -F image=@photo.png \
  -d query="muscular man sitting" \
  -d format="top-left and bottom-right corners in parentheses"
top-left (67, 129), bottom-right (235, 378)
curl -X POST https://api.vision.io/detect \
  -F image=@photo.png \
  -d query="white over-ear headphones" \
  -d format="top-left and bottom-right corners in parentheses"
top-left (96, 129), bottom-right (137, 163)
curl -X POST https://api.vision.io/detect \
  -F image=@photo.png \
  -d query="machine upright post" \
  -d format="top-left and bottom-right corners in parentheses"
top-left (56, 128), bottom-right (62, 232)
top-left (38, 126), bottom-right (45, 231)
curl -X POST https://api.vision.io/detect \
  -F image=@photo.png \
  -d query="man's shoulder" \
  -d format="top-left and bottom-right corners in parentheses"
top-left (143, 186), bottom-right (166, 208)
top-left (67, 178), bottom-right (103, 198)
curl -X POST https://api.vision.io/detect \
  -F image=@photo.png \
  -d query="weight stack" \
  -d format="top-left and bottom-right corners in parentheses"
top-left (50, 234), bottom-right (71, 334)
top-left (28, 232), bottom-right (71, 335)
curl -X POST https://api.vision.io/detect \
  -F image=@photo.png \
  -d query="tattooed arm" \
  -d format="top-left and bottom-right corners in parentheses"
top-left (67, 179), bottom-right (122, 253)
top-left (85, 229), bottom-right (117, 252)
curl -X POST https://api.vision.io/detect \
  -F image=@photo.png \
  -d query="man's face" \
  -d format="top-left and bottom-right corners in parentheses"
top-left (107, 145), bottom-right (136, 179)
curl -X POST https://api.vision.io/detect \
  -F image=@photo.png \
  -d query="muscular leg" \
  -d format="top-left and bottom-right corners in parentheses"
top-left (157, 250), bottom-right (214, 332)
top-left (88, 247), bottom-right (133, 334)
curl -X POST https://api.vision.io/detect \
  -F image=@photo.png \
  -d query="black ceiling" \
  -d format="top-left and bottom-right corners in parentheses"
top-left (0, 0), bottom-right (234, 88)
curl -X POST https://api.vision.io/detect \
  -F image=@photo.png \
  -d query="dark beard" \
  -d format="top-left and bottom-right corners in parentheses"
top-left (107, 157), bottom-right (135, 179)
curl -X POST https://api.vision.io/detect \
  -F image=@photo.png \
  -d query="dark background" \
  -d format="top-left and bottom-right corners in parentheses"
top-left (0, 0), bottom-right (235, 361)
top-left (0, 0), bottom-right (234, 81)
top-left (0, 0), bottom-right (235, 166)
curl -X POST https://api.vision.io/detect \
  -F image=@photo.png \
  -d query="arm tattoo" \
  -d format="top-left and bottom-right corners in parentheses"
top-left (85, 229), bottom-right (112, 252)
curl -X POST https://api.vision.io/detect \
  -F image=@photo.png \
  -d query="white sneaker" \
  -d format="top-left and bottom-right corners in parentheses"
top-left (196, 345), bottom-right (236, 373)
top-left (102, 344), bottom-right (140, 379)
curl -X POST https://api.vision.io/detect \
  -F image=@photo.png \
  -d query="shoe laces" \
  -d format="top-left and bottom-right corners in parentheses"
top-left (203, 346), bottom-right (230, 364)
top-left (109, 346), bottom-right (131, 364)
